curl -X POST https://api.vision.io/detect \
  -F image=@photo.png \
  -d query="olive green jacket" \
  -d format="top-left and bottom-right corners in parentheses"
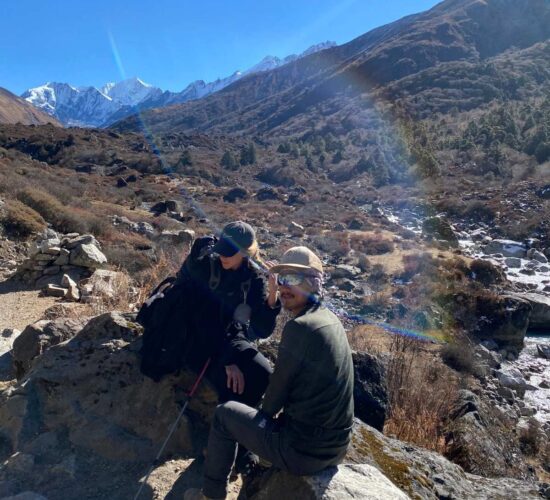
top-left (262, 303), bottom-right (354, 457)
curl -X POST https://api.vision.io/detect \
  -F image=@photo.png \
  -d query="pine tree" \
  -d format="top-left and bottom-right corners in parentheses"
top-left (220, 150), bottom-right (238, 170)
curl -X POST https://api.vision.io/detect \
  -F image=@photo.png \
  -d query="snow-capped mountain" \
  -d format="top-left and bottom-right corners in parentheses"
top-left (22, 41), bottom-right (336, 127)
top-left (100, 77), bottom-right (161, 107)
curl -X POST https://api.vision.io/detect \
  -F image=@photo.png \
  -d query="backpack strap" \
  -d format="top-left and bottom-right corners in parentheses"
top-left (241, 278), bottom-right (252, 305)
top-left (209, 257), bottom-right (221, 291)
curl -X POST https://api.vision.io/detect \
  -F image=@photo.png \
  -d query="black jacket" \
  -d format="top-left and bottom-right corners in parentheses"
top-left (176, 236), bottom-right (280, 369)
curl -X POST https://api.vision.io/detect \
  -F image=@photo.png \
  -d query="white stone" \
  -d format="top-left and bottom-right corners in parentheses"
top-left (69, 244), bottom-right (107, 269)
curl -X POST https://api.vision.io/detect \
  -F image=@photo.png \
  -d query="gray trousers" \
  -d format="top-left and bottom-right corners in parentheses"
top-left (203, 401), bottom-right (337, 498)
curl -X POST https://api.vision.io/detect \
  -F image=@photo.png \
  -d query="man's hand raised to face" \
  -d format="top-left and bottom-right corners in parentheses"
top-left (225, 364), bottom-right (245, 394)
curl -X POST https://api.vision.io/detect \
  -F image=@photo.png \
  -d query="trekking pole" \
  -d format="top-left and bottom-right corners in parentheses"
top-left (133, 357), bottom-right (211, 500)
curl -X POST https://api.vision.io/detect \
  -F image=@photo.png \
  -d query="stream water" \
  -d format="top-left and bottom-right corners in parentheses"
top-left (378, 205), bottom-right (550, 423)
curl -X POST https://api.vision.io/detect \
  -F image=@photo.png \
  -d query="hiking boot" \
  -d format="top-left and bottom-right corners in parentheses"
top-left (183, 488), bottom-right (224, 500)
top-left (231, 450), bottom-right (261, 480)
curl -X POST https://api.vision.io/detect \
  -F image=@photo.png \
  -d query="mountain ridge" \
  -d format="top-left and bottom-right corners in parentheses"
top-left (110, 0), bottom-right (550, 137)
top-left (0, 87), bottom-right (60, 126)
top-left (21, 42), bottom-right (336, 128)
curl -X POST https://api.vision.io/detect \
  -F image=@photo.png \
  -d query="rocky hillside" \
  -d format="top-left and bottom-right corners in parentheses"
top-left (112, 0), bottom-right (550, 136)
top-left (0, 88), bottom-right (60, 126)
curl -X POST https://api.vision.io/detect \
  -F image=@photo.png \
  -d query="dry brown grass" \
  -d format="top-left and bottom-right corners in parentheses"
top-left (383, 335), bottom-right (458, 453)
top-left (349, 324), bottom-right (457, 453)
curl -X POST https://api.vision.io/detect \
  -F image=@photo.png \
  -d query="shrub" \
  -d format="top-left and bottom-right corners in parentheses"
top-left (350, 233), bottom-right (394, 255)
top-left (1, 199), bottom-right (46, 237)
top-left (17, 188), bottom-right (109, 236)
top-left (384, 335), bottom-right (458, 453)
top-left (440, 341), bottom-right (476, 374)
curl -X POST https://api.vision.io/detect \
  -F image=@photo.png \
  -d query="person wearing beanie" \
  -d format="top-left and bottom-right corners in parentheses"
top-left (185, 246), bottom-right (354, 500)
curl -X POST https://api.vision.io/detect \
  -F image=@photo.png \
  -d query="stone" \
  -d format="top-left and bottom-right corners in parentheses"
top-left (11, 317), bottom-right (88, 379)
top-left (246, 464), bottom-right (409, 500)
top-left (44, 284), bottom-right (67, 298)
top-left (42, 266), bottom-right (60, 276)
top-left (158, 230), bottom-right (194, 246)
top-left (537, 344), bottom-right (550, 360)
top-left (472, 295), bottom-right (531, 350)
top-left (69, 243), bottom-right (107, 268)
top-left (288, 221), bottom-right (305, 236)
top-left (505, 257), bottom-right (522, 268)
top-left (348, 219), bottom-right (364, 230)
top-left (33, 253), bottom-right (54, 262)
top-left (223, 187), bottom-right (248, 203)
top-left (53, 248), bottom-right (70, 266)
top-left (496, 367), bottom-right (531, 392)
top-left (527, 248), bottom-right (548, 263)
top-left (483, 239), bottom-right (527, 258)
top-left (1, 329), bottom-right (20, 339)
top-left (329, 265), bottom-right (361, 280)
top-left (352, 352), bottom-right (387, 431)
top-left (474, 344), bottom-right (502, 369)
top-left (64, 234), bottom-right (100, 250)
top-left (507, 292), bottom-right (550, 331)
top-left (256, 187), bottom-right (280, 202)
top-left (165, 200), bottom-right (181, 212)
top-left (0, 313), bottom-right (217, 463)
top-left (62, 274), bottom-right (80, 302)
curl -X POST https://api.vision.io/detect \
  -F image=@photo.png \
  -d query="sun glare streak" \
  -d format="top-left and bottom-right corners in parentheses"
top-left (108, 31), bottom-right (127, 81)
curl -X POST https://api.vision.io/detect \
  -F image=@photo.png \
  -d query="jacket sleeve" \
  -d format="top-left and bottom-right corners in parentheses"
top-left (261, 321), bottom-right (308, 417)
top-left (247, 274), bottom-right (281, 340)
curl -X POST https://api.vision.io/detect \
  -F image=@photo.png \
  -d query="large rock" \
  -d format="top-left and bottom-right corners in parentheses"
top-left (69, 244), bottom-right (107, 269)
top-left (352, 352), bottom-right (387, 431)
top-left (11, 318), bottom-right (88, 379)
top-left (0, 313), bottom-right (217, 467)
top-left (346, 421), bottom-right (540, 499)
top-left (507, 292), bottom-right (550, 331)
top-left (246, 464), bottom-right (409, 500)
top-left (483, 239), bottom-right (527, 258)
top-left (472, 295), bottom-right (531, 350)
top-left (444, 390), bottom-right (531, 479)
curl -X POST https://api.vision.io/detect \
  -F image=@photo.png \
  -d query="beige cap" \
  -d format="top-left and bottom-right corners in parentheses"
top-left (270, 246), bottom-right (323, 275)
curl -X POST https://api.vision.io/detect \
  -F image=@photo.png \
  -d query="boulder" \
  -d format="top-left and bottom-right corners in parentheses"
top-left (223, 187), bottom-right (248, 203)
top-left (352, 352), bottom-right (387, 431)
top-left (158, 229), bottom-right (195, 246)
top-left (246, 464), bottom-right (409, 500)
top-left (346, 421), bottom-right (540, 499)
top-left (507, 292), bottom-right (550, 331)
top-left (444, 390), bottom-right (531, 479)
top-left (69, 244), bottom-right (107, 269)
top-left (527, 248), bottom-right (548, 264)
top-left (256, 187), bottom-right (280, 202)
top-left (472, 295), bottom-right (531, 350)
top-left (483, 239), bottom-right (526, 258)
top-left (0, 313), bottom-right (217, 464)
top-left (11, 317), bottom-right (88, 379)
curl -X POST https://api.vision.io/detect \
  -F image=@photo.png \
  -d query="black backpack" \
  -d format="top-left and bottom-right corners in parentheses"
top-left (137, 276), bottom-right (192, 381)
top-left (137, 236), bottom-right (221, 381)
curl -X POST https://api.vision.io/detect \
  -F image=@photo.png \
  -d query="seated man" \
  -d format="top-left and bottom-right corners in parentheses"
top-left (185, 246), bottom-right (354, 500)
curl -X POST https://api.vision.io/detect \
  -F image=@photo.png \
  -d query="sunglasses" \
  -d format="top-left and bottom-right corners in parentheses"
top-left (276, 273), bottom-right (308, 286)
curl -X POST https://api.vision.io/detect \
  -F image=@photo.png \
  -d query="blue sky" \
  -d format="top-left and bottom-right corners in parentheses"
top-left (1, 0), bottom-right (440, 95)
